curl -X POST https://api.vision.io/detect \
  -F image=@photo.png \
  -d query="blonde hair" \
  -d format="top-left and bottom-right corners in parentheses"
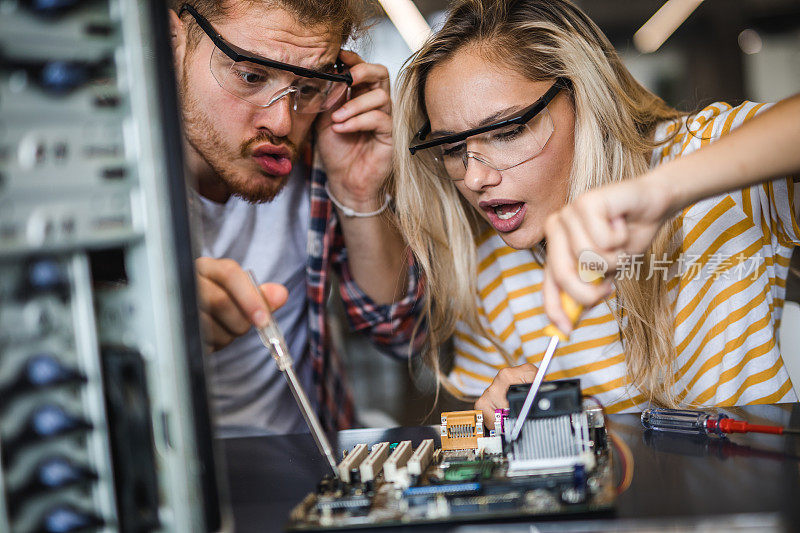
top-left (393, 0), bottom-right (686, 407)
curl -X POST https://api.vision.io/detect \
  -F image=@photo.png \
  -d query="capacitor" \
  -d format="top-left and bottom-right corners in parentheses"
top-left (0, 355), bottom-right (84, 407)
top-left (40, 61), bottom-right (89, 94)
top-left (36, 456), bottom-right (96, 490)
top-left (26, 259), bottom-right (67, 293)
top-left (22, 0), bottom-right (81, 16)
top-left (8, 456), bottom-right (97, 510)
top-left (40, 504), bottom-right (103, 533)
top-left (3, 405), bottom-right (93, 465)
top-left (29, 405), bottom-right (92, 439)
top-left (25, 354), bottom-right (82, 388)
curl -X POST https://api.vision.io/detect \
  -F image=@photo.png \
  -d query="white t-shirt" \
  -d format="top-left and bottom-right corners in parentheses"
top-left (190, 169), bottom-right (315, 434)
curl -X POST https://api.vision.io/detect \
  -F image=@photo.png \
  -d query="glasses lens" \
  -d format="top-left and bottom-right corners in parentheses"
top-left (498, 107), bottom-right (554, 168)
top-left (311, 79), bottom-right (347, 113)
top-left (412, 143), bottom-right (450, 179)
top-left (211, 46), bottom-right (276, 99)
top-left (210, 47), bottom-right (347, 113)
top-left (432, 141), bottom-right (468, 180)
top-left (426, 107), bottom-right (555, 181)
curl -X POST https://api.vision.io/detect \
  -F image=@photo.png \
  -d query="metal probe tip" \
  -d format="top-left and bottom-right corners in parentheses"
top-left (509, 335), bottom-right (560, 441)
top-left (246, 270), bottom-right (339, 478)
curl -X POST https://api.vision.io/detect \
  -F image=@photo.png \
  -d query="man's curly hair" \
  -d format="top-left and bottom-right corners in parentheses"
top-left (170, 0), bottom-right (375, 50)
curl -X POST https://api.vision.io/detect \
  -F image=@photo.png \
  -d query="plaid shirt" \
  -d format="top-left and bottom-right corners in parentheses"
top-left (307, 149), bottom-right (426, 431)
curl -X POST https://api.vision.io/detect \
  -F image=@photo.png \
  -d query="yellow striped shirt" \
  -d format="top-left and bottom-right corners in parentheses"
top-left (451, 101), bottom-right (799, 412)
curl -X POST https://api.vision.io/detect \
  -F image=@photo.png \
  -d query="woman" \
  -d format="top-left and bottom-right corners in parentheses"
top-left (392, 0), bottom-right (800, 426)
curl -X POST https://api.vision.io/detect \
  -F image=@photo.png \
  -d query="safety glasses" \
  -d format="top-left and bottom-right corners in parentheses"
top-left (179, 3), bottom-right (352, 114)
top-left (409, 78), bottom-right (569, 181)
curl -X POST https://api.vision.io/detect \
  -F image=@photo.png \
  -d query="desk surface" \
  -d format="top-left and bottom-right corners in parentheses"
top-left (220, 404), bottom-right (800, 533)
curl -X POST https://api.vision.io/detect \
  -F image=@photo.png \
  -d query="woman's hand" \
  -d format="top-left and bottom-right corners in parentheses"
top-left (475, 363), bottom-right (538, 430)
top-left (543, 95), bottom-right (800, 335)
top-left (542, 172), bottom-right (674, 334)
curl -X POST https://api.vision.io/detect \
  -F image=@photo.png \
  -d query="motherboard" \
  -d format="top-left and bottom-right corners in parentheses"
top-left (287, 379), bottom-right (616, 530)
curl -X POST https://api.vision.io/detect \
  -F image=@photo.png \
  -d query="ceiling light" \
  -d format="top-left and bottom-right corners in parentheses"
top-left (738, 29), bottom-right (763, 55)
top-left (377, 0), bottom-right (432, 52)
top-left (634, 0), bottom-right (704, 54)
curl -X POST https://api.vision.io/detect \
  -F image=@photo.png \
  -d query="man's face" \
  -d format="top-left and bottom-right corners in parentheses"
top-left (174, 5), bottom-right (341, 202)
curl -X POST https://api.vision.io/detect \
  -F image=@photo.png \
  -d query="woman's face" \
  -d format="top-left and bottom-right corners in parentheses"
top-left (424, 46), bottom-right (575, 249)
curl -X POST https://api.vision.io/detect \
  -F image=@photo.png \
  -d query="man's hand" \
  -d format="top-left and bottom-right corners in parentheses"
top-left (475, 363), bottom-right (538, 430)
top-left (195, 257), bottom-right (288, 353)
top-left (316, 50), bottom-right (392, 211)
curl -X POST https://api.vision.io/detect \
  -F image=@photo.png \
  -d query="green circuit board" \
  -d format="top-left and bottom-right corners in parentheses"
top-left (287, 380), bottom-right (616, 530)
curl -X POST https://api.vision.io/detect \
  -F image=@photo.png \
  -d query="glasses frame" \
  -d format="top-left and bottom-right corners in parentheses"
top-left (178, 3), bottom-right (353, 88)
top-left (408, 77), bottom-right (570, 155)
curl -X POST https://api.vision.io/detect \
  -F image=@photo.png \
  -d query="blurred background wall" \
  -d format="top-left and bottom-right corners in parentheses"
top-left (333, 0), bottom-right (800, 428)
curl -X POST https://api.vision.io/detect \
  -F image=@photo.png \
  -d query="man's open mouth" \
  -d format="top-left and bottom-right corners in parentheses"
top-left (252, 144), bottom-right (293, 176)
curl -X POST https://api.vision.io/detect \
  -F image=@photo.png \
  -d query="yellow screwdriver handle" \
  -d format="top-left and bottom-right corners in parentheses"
top-left (542, 277), bottom-right (603, 341)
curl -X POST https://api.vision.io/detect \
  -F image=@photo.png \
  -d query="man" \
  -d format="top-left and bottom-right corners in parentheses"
top-left (168, 0), bottom-right (423, 433)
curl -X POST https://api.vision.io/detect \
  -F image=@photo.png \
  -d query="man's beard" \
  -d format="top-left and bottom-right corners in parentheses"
top-left (179, 71), bottom-right (297, 204)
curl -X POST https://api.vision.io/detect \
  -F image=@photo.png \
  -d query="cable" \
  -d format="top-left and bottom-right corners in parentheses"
top-left (583, 395), bottom-right (632, 494)
top-left (608, 431), bottom-right (634, 495)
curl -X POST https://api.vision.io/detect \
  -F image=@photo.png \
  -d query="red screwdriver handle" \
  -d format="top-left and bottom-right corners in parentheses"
top-left (708, 417), bottom-right (784, 435)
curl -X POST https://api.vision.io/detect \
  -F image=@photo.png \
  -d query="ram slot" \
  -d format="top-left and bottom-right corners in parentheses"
top-left (359, 441), bottom-right (390, 483)
top-left (407, 439), bottom-right (434, 476)
top-left (383, 441), bottom-right (412, 482)
top-left (337, 443), bottom-right (368, 483)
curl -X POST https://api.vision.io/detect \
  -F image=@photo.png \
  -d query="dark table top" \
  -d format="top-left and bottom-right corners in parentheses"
top-left (219, 404), bottom-right (800, 532)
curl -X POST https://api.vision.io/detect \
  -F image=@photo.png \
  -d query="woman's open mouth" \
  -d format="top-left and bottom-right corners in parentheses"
top-left (480, 200), bottom-right (527, 233)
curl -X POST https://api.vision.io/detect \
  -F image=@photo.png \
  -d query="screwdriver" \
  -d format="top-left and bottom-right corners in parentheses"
top-left (509, 280), bottom-right (601, 442)
top-left (641, 407), bottom-right (800, 437)
top-left (246, 270), bottom-right (340, 477)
